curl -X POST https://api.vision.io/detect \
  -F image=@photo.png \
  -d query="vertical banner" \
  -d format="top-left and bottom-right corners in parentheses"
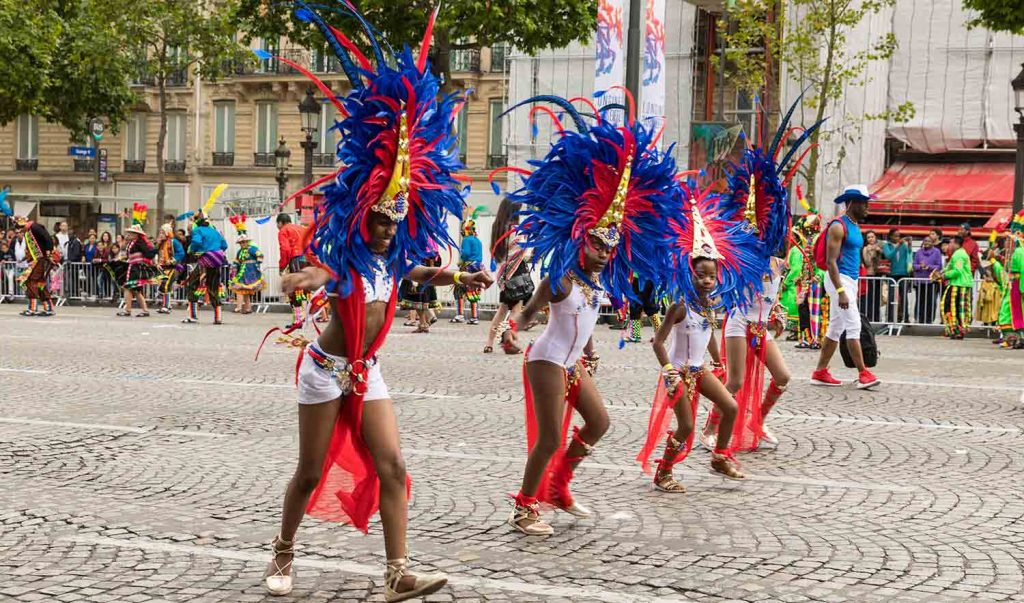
top-left (640, 0), bottom-right (666, 144)
top-left (595, 0), bottom-right (626, 124)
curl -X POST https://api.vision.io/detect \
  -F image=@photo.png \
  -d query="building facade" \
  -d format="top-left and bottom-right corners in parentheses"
top-left (0, 42), bottom-right (510, 234)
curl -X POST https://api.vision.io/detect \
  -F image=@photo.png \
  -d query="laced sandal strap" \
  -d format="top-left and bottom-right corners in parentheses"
top-left (385, 558), bottom-right (408, 591)
top-left (654, 471), bottom-right (685, 492)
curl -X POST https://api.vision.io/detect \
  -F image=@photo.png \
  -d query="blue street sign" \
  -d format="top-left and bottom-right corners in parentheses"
top-left (69, 146), bottom-right (96, 158)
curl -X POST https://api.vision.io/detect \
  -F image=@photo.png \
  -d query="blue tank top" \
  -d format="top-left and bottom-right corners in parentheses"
top-left (836, 215), bottom-right (863, 280)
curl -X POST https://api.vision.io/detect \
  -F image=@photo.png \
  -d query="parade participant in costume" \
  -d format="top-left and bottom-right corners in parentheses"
top-left (278, 213), bottom-right (309, 328)
top-left (1005, 211), bottom-right (1024, 348)
top-left (114, 204), bottom-right (159, 317)
top-left (811, 185), bottom-right (881, 389)
top-left (498, 92), bottom-right (678, 536)
top-left (623, 276), bottom-right (663, 344)
top-left (451, 209), bottom-right (484, 324)
top-left (787, 211), bottom-right (825, 348)
top-left (701, 106), bottom-right (820, 452)
top-left (637, 183), bottom-right (767, 491)
top-left (940, 235), bottom-right (974, 339)
top-left (156, 223), bottom-right (186, 314)
top-left (254, 6), bottom-right (491, 600)
top-left (8, 212), bottom-right (57, 317)
top-left (229, 214), bottom-right (265, 314)
top-left (182, 210), bottom-right (228, 325)
top-left (485, 198), bottom-right (534, 354)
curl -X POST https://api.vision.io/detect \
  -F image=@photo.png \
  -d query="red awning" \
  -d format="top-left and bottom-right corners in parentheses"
top-left (870, 161), bottom-right (1014, 217)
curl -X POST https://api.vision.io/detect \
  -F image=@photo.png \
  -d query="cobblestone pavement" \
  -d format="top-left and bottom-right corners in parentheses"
top-left (1, 305), bottom-right (1022, 603)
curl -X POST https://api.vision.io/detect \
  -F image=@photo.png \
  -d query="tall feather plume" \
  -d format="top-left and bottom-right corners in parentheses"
top-left (295, 4), bottom-right (365, 88)
top-left (501, 95), bottom-right (589, 133)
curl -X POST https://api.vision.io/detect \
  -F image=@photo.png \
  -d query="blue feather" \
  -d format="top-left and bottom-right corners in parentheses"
top-left (294, 3), bottom-right (365, 89)
top-left (0, 189), bottom-right (11, 217)
top-left (500, 95), bottom-right (589, 133)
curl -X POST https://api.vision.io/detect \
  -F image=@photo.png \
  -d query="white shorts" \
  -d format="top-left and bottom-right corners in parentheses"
top-left (723, 310), bottom-right (775, 340)
top-left (297, 347), bottom-right (390, 404)
top-left (825, 274), bottom-right (861, 341)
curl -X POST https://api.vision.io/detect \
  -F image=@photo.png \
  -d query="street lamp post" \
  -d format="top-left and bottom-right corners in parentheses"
top-left (1012, 64), bottom-right (1024, 215)
top-left (298, 88), bottom-right (321, 187)
top-left (274, 137), bottom-right (291, 205)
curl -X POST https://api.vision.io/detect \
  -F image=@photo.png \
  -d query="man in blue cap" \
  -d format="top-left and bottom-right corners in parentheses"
top-left (811, 185), bottom-right (881, 389)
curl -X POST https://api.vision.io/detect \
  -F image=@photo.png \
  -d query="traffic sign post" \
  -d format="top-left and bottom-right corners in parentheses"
top-left (99, 149), bottom-right (108, 182)
top-left (90, 118), bottom-right (105, 142)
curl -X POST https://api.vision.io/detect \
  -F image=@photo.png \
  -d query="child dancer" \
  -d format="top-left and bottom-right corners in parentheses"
top-left (115, 204), bottom-right (159, 318)
top-left (228, 214), bottom-right (265, 314)
top-left (500, 92), bottom-right (679, 535)
top-left (637, 183), bottom-right (767, 491)
top-left (256, 5), bottom-right (492, 601)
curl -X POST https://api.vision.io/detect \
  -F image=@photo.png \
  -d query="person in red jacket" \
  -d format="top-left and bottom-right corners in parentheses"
top-left (957, 222), bottom-right (980, 276)
top-left (277, 213), bottom-right (308, 327)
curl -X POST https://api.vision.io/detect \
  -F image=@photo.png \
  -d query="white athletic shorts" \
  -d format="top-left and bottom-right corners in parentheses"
top-left (297, 347), bottom-right (389, 404)
top-left (824, 274), bottom-right (861, 341)
top-left (723, 309), bottom-right (775, 340)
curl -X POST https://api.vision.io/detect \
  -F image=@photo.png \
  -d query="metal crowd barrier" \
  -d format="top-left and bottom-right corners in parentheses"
top-left (856, 275), bottom-right (994, 335)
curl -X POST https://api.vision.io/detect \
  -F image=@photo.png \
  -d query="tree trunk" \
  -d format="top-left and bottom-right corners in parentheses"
top-left (805, 6), bottom-right (838, 210)
top-left (434, 29), bottom-right (454, 94)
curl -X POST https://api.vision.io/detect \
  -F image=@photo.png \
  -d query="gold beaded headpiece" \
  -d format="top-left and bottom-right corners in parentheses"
top-left (588, 153), bottom-right (632, 248)
top-left (372, 111), bottom-right (412, 221)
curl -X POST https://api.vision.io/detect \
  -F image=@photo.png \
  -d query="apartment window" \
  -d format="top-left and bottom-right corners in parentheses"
top-left (487, 100), bottom-right (505, 168)
top-left (254, 101), bottom-right (278, 166)
top-left (166, 113), bottom-right (187, 161)
top-left (727, 91), bottom-right (758, 141)
top-left (314, 103), bottom-right (336, 166)
top-left (257, 38), bottom-right (279, 73)
top-left (16, 115), bottom-right (38, 160)
top-left (214, 101), bottom-right (236, 153)
top-left (456, 102), bottom-right (469, 164)
top-left (490, 43), bottom-right (508, 73)
top-left (125, 113), bottom-right (147, 161)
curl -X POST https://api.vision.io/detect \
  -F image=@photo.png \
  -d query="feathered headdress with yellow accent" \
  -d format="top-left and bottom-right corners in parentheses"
top-left (255, 3), bottom-right (466, 296)
top-left (670, 178), bottom-right (768, 311)
top-left (229, 213), bottom-right (250, 241)
top-left (492, 89), bottom-right (678, 302)
top-left (720, 95), bottom-right (825, 255)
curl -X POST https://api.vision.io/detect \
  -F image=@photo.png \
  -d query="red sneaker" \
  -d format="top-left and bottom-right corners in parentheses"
top-left (857, 369), bottom-right (880, 390)
top-left (810, 368), bottom-right (843, 387)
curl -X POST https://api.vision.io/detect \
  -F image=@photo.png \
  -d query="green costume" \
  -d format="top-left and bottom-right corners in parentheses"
top-left (941, 247), bottom-right (973, 337)
top-left (781, 246), bottom-right (802, 325)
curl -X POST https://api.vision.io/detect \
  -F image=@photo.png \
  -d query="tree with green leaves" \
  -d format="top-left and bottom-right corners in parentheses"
top-left (0, 0), bottom-right (138, 139)
top-left (718, 0), bottom-right (914, 207)
top-left (235, 0), bottom-right (596, 89)
top-left (962, 0), bottom-right (1024, 34)
top-left (122, 0), bottom-right (243, 222)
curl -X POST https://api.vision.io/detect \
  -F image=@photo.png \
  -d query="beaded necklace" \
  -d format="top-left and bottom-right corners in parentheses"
top-left (567, 270), bottom-right (602, 309)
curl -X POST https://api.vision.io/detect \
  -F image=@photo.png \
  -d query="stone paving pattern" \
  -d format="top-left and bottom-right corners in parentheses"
top-left (0, 305), bottom-right (1022, 602)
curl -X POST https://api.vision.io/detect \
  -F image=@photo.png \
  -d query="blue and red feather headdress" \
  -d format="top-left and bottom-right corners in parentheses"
top-left (719, 95), bottom-right (825, 255)
top-left (493, 91), bottom-right (677, 303)
top-left (258, 2), bottom-right (466, 296)
top-left (670, 179), bottom-right (767, 311)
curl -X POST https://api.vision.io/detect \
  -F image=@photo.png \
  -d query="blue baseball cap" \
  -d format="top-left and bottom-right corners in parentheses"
top-left (834, 184), bottom-right (875, 204)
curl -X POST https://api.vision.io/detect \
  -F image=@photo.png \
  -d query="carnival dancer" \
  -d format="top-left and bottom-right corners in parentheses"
top-left (940, 235), bottom-right (974, 340)
top-left (182, 209), bottom-right (228, 324)
top-left (229, 214), bottom-right (265, 314)
top-left (156, 223), bottom-right (185, 314)
top-left (484, 198), bottom-right (534, 354)
top-left (11, 215), bottom-right (57, 317)
top-left (451, 211), bottom-right (484, 324)
top-left (701, 106), bottom-right (821, 451)
top-left (113, 204), bottom-right (159, 317)
top-left (788, 213), bottom-right (825, 349)
top-left (277, 213), bottom-right (308, 328)
top-left (637, 183), bottom-right (767, 491)
top-left (1004, 211), bottom-right (1024, 348)
top-left (498, 92), bottom-right (679, 536)
top-left (811, 185), bottom-right (881, 389)
top-left (254, 6), bottom-right (491, 600)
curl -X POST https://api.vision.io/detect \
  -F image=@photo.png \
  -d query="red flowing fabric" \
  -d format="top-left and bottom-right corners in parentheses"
top-left (636, 373), bottom-right (701, 474)
top-left (1011, 279), bottom-right (1024, 330)
top-left (305, 270), bottom-right (408, 533)
top-left (730, 324), bottom-right (769, 453)
top-left (522, 347), bottom-right (581, 504)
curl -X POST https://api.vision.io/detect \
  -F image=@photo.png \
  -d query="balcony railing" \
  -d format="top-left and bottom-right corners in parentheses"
top-left (254, 152), bottom-right (276, 167)
top-left (450, 49), bottom-right (481, 73)
top-left (167, 69), bottom-right (188, 87)
top-left (15, 159), bottom-right (38, 171)
top-left (212, 152), bottom-right (235, 167)
top-left (123, 160), bottom-right (146, 173)
top-left (165, 160), bottom-right (186, 173)
top-left (242, 48), bottom-right (342, 76)
top-left (313, 153), bottom-right (335, 167)
top-left (486, 154), bottom-right (506, 169)
top-left (73, 159), bottom-right (94, 173)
